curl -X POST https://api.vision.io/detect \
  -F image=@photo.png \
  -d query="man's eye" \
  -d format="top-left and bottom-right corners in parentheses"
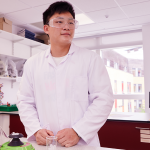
top-left (69, 22), bottom-right (74, 24)
top-left (56, 21), bottom-right (63, 23)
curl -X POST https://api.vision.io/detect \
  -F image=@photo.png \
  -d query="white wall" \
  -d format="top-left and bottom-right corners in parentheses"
top-left (142, 23), bottom-right (150, 113)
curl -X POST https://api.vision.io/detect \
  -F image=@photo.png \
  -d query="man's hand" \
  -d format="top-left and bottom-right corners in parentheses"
top-left (56, 128), bottom-right (80, 147)
top-left (34, 129), bottom-right (54, 145)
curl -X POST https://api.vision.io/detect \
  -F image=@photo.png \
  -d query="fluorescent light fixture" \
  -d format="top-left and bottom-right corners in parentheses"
top-left (75, 13), bottom-right (94, 25)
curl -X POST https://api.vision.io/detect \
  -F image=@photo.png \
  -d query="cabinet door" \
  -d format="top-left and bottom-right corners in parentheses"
top-left (10, 114), bottom-right (27, 137)
top-left (98, 120), bottom-right (150, 150)
top-left (14, 43), bottom-right (30, 59)
top-left (0, 114), bottom-right (10, 135)
top-left (0, 38), bottom-right (12, 55)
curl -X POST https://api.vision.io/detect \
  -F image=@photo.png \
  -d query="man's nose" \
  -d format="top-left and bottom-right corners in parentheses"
top-left (63, 23), bottom-right (70, 30)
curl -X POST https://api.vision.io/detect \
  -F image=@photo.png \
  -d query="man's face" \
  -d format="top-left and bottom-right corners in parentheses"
top-left (44, 12), bottom-right (75, 45)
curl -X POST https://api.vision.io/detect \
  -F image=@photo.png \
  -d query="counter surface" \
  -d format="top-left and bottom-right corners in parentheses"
top-left (22, 138), bottom-right (123, 150)
top-left (0, 111), bottom-right (18, 114)
top-left (1, 138), bottom-right (123, 150)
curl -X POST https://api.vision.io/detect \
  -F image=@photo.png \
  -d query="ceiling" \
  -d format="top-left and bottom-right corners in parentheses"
top-left (0, 0), bottom-right (150, 38)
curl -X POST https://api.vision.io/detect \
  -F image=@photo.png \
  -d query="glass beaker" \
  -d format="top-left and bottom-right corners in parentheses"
top-left (46, 136), bottom-right (57, 150)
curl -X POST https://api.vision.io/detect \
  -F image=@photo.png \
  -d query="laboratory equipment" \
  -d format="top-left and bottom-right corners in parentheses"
top-left (46, 136), bottom-right (57, 150)
top-left (0, 127), bottom-right (35, 150)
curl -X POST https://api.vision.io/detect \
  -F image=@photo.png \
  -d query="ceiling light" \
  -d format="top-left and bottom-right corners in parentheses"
top-left (75, 13), bottom-right (94, 25)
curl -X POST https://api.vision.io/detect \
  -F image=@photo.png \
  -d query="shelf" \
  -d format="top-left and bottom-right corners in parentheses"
top-left (0, 111), bottom-right (18, 114)
top-left (0, 77), bottom-right (22, 88)
top-left (0, 29), bottom-right (50, 50)
top-left (0, 77), bottom-right (22, 82)
top-left (0, 53), bottom-right (26, 62)
top-left (0, 77), bottom-right (16, 81)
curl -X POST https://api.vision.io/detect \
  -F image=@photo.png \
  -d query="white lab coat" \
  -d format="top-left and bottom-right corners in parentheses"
top-left (17, 43), bottom-right (114, 147)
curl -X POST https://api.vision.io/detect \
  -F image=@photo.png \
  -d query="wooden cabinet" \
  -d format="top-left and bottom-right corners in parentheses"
top-left (6, 113), bottom-right (150, 150)
top-left (9, 114), bottom-right (27, 137)
top-left (98, 120), bottom-right (150, 150)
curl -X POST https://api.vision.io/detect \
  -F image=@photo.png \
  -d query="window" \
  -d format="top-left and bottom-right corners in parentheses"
top-left (122, 81), bottom-right (124, 94)
top-left (128, 100), bottom-right (132, 112)
top-left (124, 66), bottom-right (127, 72)
top-left (110, 60), bottom-right (114, 68)
top-left (127, 82), bottom-right (131, 93)
top-left (114, 81), bottom-right (117, 112)
top-left (119, 65), bottom-right (124, 71)
top-left (114, 99), bottom-right (117, 112)
top-left (134, 84), bottom-right (136, 93)
top-left (132, 68), bottom-right (136, 76)
top-left (138, 84), bottom-right (142, 93)
top-left (101, 46), bottom-right (145, 113)
top-left (134, 100), bottom-right (145, 112)
top-left (138, 68), bottom-right (142, 77)
top-left (107, 59), bottom-right (110, 67)
top-left (114, 62), bottom-right (118, 69)
top-left (112, 99), bottom-right (145, 113)
top-left (114, 80), bottom-right (117, 94)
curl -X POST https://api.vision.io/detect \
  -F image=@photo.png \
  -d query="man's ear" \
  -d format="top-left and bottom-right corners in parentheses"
top-left (43, 25), bottom-right (49, 35)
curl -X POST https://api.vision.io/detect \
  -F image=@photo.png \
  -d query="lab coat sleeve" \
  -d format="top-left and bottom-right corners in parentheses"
top-left (72, 54), bottom-right (114, 144)
top-left (17, 59), bottom-right (42, 141)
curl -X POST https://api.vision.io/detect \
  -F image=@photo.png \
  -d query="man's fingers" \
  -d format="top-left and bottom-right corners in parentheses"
top-left (58, 136), bottom-right (67, 144)
top-left (56, 133), bottom-right (65, 141)
top-left (37, 135), bottom-right (46, 145)
top-left (56, 131), bottom-right (63, 138)
top-left (46, 130), bottom-right (54, 136)
top-left (65, 143), bottom-right (71, 148)
top-left (57, 129), bottom-right (65, 134)
top-left (61, 140), bottom-right (69, 146)
top-left (40, 129), bottom-right (49, 139)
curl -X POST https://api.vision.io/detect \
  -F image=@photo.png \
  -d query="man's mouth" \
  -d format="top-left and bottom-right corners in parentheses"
top-left (61, 33), bottom-right (70, 35)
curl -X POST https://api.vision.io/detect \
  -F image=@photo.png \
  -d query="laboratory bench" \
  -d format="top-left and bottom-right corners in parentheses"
top-left (23, 138), bottom-right (123, 150)
top-left (1, 111), bottom-right (150, 150)
top-left (1, 138), bottom-right (122, 150)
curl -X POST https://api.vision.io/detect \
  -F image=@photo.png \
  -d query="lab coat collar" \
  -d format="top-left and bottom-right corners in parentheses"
top-left (45, 42), bottom-right (76, 58)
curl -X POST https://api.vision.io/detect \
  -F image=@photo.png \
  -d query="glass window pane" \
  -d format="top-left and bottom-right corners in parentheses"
top-left (138, 84), bottom-right (142, 93)
top-left (100, 46), bottom-right (144, 95)
top-left (114, 80), bottom-right (117, 94)
top-left (111, 99), bottom-right (145, 113)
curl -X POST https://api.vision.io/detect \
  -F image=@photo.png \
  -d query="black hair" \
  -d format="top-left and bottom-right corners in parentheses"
top-left (43, 1), bottom-right (75, 25)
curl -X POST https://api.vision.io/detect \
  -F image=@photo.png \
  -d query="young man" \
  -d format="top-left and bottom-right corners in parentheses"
top-left (17, 1), bottom-right (114, 148)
